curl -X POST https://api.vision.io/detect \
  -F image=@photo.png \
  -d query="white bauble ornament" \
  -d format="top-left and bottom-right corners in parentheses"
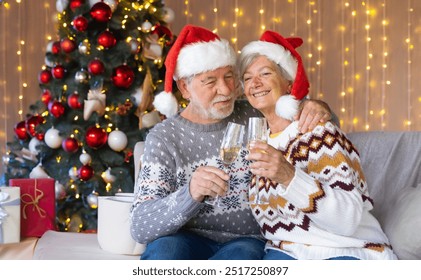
top-left (46, 41), bottom-right (53, 53)
top-left (44, 127), bottom-right (63, 149)
top-left (107, 130), bottom-right (128, 152)
top-left (69, 166), bottom-right (79, 180)
top-left (28, 137), bottom-right (42, 156)
top-left (162, 7), bottom-right (175, 23)
top-left (87, 192), bottom-right (99, 209)
top-left (56, 0), bottom-right (69, 13)
top-left (79, 152), bottom-right (92, 165)
top-left (29, 163), bottom-right (50, 179)
top-left (102, 167), bottom-right (116, 183)
top-left (141, 21), bottom-right (153, 32)
top-left (45, 56), bottom-right (55, 68)
top-left (55, 181), bottom-right (66, 200)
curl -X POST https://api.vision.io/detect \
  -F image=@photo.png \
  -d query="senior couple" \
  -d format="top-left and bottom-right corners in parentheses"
top-left (130, 25), bottom-right (397, 260)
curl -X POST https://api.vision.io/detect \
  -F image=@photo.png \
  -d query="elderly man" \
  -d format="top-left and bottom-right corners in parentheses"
top-left (130, 25), bottom-right (331, 260)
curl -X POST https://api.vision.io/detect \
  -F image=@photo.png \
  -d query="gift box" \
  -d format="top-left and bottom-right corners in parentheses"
top-left (0, 186), bottom-right (21, 244)
top-left (9, 178), bottom-right (56, 238)
top-left (97, 194), bottom-right (145, 255)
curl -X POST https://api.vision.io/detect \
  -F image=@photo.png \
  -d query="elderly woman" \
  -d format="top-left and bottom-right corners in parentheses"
top-left (238, 30), bottom-right (397, 260)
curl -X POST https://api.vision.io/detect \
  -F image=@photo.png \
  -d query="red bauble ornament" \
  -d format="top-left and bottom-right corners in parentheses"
top-left (70, 0), bottom-right (84, 11)
top-left (38, 69), bottom-right (52, 84)
top-left (67, 92), bottom-right (83, 109)
top-left (48, 100), bottom-right (66, 118)
top-left (14, 121), bottom-right (28, 140)
top-left (88, 59), bottom-right (104, 75)
top-left (90, 2), bottom-right (112, 23)
top-left (85, 126), bottom-right (108, 149)
top-left (60, 38), bottom-right (76, 53)
top-left (52, 65), bottom-right (66, 79)
top-left (25, 115), bottom-right (45, 137)
top-left (112, 65), bottom-right (134, 89)
top-left (62, 137), bottom-right (79, 153)
top-left (97, 30), bottom-right (116, 49)
top-left (72, 16), bottom-right (89, 32)
top-left (41, 89), bottom-right (52, 105)
top-left (151, 25), bottom-right (173, 40)
top-left (78, 165), bottom-right (94, 181)
top-left (51, 41), bottom-right (61, 54)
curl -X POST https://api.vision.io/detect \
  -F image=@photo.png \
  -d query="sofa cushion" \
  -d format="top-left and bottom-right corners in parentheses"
top-left (382, 186), bottom-right (421, 260)
top-left (347, 131), bottom-right (421, 224)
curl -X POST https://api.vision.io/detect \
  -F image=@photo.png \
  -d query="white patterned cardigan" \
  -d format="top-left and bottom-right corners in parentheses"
top-left (250, 121), bottom-right (397, 260)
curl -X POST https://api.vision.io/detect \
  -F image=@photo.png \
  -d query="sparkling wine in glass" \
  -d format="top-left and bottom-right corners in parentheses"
top-left (247, 117), bottom-right (269, 204)
top-left (205, 122), bottom-right (245, 206)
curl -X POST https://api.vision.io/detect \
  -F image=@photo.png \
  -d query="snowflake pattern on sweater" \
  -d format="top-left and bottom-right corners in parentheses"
top-left (130, 101), bottom-right (263, 244)
top-left (250, 121), bottom-right (397, 260)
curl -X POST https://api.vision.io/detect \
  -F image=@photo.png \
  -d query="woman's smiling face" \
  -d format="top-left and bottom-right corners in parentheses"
top-left (242, 56), bottom-right (291, 114)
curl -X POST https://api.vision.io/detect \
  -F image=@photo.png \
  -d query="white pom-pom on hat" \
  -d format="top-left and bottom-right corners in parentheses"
top-left (275, 94), bottom-right (300, 121)
top-left (153, 91), bottom-right (178, 118)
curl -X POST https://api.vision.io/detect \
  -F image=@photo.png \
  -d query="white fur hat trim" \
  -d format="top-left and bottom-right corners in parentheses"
top-left (241, 41), bottom-right (297, 80)
top-left (175, 39), bottom-right (236, 79)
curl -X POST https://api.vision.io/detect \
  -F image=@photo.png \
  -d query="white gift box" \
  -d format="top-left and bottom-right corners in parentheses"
top-left (97, 194), bottom-right (145, 255)
top-left (0, 186), bottom-right (21, 244)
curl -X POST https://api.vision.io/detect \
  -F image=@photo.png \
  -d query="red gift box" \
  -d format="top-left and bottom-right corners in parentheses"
top-left (9, 178), bottom-right (56, 237)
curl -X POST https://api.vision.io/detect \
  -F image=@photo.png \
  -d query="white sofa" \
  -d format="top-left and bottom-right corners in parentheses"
top-left (3, 131), bottom-right (420, 260)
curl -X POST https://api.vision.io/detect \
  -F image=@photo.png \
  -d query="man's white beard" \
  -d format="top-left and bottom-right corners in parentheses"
top-left (190, 96), bottom-right (235, 121)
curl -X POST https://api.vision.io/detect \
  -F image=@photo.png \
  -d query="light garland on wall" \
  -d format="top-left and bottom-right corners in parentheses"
top-left (381, 0), bottom-right (388, 129)
top-left (233, 0), bottom-right (239, 51)
top-left (316, 0), bottom-right (322, 100)
top-left (1, 2), bottom-right (9, 154)
top-left (306, 1), bottom-right (313, 99)
top-left (17, 0), bottom-right (24, 120)
top-left (213, 0), bottom-right (218, 33)
top-left (364, 0), bottom-right (371, 131)
top-left (406, 0), bottom-right (413, 130)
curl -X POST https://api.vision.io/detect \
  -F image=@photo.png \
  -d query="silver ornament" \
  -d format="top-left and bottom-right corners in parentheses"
top-left (78, 40), bottom-right (91, 55)
top-left (87, 192), bottom-right (99, 209)
top-left (75, 69), bottom-right (90, 83)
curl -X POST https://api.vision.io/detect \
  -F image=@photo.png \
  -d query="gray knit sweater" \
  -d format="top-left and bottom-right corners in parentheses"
top-left (130, 101), bottom-right (263, 244)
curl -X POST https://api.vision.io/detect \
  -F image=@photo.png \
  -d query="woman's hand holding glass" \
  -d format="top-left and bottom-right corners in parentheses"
top-left (247, 141), bottom-right (295, 196)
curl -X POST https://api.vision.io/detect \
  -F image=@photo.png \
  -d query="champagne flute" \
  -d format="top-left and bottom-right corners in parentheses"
top-left (205, 122), bottom-right (245, 206)
top-left (247, 117), bottom-right (269, 204)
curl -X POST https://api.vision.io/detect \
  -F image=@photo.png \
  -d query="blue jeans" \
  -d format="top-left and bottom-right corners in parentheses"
top-left (263, 249), bottom-right (360, 260)
top-left (141, 230), bottom-right (265, 260)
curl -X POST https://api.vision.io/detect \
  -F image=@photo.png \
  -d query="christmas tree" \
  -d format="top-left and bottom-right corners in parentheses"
top-left (1, 0), bottom-right (176, 232)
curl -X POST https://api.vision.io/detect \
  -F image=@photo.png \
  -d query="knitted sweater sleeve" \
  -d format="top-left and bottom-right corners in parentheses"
top-left (129, 131), bottom-right (202, 244)
top-left (280, 122), bottom-right (369, 236)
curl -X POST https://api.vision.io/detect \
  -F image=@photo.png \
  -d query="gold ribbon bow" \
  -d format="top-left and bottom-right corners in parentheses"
top-left (21, 180), bottom-right (47, 220)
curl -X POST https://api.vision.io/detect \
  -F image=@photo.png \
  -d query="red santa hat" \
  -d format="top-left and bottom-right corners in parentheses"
top-left (153, 24), bottom-right (236, 117)
top-left (240, 30), bottom-right (309, 121)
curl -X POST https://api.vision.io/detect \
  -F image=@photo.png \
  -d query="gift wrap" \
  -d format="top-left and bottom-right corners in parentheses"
top-left (0, 186), bottom-right (21, 244)
top-left (97, 194), bottom-right (145, 255)
top-left (9, 178), bottom-right (56, 238)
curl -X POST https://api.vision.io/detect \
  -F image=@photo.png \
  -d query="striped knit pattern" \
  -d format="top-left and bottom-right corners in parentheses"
top-left (250, 121), bottom-right (397, 260)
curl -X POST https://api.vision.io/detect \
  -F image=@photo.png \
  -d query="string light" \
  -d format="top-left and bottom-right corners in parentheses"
top-left (363, 0), bottom-right (371, 131)
top-left (381, 0), bottom-right (388, 129)
top-left (213, 0), bottom-right (218, 33)
top-left (406, 0), bottom-right (413, 130)
top-left (17, 0), bottom-right (24, 120)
